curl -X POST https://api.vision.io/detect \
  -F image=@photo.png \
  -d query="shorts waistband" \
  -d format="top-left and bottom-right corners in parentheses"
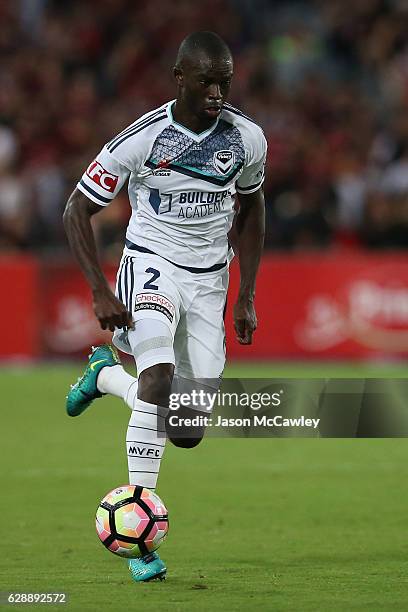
top-left (124, 240), bottom-right (227, 274)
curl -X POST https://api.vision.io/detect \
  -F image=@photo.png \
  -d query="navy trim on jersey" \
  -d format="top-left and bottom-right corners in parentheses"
top-left (236, 177), bottom-right (264, 192)
top-left (123, 256), bottom-right (130, 310)
top-left (125, 240), bottom-right (227, 273)
top-left (79, 180), bottom-right (112, 203)
top-left (106, 108), bottom-right (166, 152)
top-left (117, 256), bottom-right (126, 304)
top-left (144, 159), bottom-right (243, 187)
top-left (108, 113), bottom-right (167, 153)
top-left (129, 256), bottom-right (135, 313)
top-left (223, 103), bottom-right (257, 126)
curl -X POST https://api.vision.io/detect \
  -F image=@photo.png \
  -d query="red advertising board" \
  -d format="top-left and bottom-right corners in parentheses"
top-left (2, 253), bottom-right (408, 360)
top-left (226, 253), bottom-right (408, 359)
top-left (39, 262), bottom-right (117, 357)
top-left (0, 256), bottom-right (40, 360)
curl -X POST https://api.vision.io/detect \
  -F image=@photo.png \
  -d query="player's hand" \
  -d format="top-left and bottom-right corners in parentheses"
top-left (233, 298), bottom-right (257, 345)
top-left (92, 287), bottom-right (134, 332)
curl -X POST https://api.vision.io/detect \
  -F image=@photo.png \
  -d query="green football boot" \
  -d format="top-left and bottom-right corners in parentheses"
top-left (66, 344), bottom-right (121, 417)
top-left (128, 552), bottom-right (167, 582)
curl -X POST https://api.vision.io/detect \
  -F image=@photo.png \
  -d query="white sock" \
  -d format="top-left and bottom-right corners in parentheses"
top-left (126, 399), bottom-right (168, 490)
top-left (97, 365), bottom-right (138, 409)
top-left (97, 364), bottom-right (167, 490)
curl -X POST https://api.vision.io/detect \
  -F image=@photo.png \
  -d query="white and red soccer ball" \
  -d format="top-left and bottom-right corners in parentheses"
top-left (96, 485), bottom-right (169, 558)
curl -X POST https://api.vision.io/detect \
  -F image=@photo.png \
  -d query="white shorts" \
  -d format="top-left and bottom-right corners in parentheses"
top-left (112, 252), bottom-right (228, 379)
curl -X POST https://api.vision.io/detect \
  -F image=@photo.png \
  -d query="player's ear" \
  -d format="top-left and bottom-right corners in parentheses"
top-left (174, 66), bottom-right (183, 85)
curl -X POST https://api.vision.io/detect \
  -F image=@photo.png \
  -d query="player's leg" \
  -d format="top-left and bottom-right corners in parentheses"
top-left (65, 348), bottom-right (169, 581)
top-left (118, 254), bottom-right (179, 488)
top-left (66, 342), bottom-right (173, 486)
top-left (66, 254), bottom-right (179, 581)
top-left (122, 256), bottom-right (180, 582)
top-left (66, 252), bottom-right (176, 417)
top-left (97, 362), bottom-right (138, 407)
top-left (167, 268), bottom-right (227, 448)
top-left (166, 310), bottom-right (218, 448)
top-left (124, 320), bottom-right (176, 582)
top-left (125, 319), bottom-right (175, 492)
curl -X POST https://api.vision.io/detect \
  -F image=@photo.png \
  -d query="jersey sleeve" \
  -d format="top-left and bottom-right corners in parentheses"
top-left (77, 146), bottom-right (131, 206)
top-left (236, 128), bottom-right (267, 195)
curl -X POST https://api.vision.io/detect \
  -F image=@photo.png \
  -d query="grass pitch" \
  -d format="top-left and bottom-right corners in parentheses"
top-left (1, 362), bottom-right (408, 611)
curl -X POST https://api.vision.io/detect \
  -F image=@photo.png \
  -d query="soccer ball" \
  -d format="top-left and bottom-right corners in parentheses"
top-left (95, 485), bottom-right (169, 558)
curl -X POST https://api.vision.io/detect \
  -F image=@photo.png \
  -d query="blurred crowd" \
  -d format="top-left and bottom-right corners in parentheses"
top-left (1, 0), bottom-right (408, 256)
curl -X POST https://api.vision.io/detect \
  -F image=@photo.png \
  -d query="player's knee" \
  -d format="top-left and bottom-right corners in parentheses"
top-left (165, 405), bottom-right (205, 447)
top-left (138, 363), bottom-right (174, 407)
top-left (168, 435), bottom-right (204, 449)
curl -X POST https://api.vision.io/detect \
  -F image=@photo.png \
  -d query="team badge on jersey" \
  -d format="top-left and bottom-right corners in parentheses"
top-left (213, 150), bottom-right (235, 175)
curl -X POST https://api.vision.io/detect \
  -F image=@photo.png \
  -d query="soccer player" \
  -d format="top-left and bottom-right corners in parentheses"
top-left (64, 31), bottom-right (266, 582)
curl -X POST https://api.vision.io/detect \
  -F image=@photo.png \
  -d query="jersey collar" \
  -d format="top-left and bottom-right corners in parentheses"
top-left (166, 100), bottom-right (220, 142)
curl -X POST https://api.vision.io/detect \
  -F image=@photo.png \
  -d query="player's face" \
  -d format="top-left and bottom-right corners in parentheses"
top-left (178, 56), bottom-right (233, 122)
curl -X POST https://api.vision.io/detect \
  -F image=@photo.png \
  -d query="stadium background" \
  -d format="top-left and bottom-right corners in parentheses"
top-left (2, 0), bottom-right (408, 362)
top-left (2, 1), bottom-right (408, 610)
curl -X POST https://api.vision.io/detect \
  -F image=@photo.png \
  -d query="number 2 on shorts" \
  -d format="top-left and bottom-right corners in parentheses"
top-left (144, 267), bottom-right (160, 290)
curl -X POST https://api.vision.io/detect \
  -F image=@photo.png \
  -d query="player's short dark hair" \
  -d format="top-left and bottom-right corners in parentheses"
top-left (175, 31), bottom-right (232, 68)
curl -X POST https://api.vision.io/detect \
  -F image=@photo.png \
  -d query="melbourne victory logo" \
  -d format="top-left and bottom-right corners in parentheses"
top-left (213, 150), bottom-right (235, 175)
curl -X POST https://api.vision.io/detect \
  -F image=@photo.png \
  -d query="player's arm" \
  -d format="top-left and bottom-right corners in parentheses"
top-left (63, 188), bottom-right (133, 331)
top-left (233, 187), bottom-right (265, 345)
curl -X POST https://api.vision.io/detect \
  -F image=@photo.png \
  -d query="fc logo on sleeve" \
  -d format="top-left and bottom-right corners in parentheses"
top-left (86, 161), bottom-right (119, 192)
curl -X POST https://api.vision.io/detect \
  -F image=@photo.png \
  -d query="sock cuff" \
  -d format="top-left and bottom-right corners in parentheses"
top-left (124, 379), bottom-right (139, 406)
top-left (134, 398), bottom-right (169, 418)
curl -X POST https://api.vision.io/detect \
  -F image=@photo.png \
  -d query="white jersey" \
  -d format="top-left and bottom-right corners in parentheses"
top-left (77, 100), bottom-right (267, 271)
